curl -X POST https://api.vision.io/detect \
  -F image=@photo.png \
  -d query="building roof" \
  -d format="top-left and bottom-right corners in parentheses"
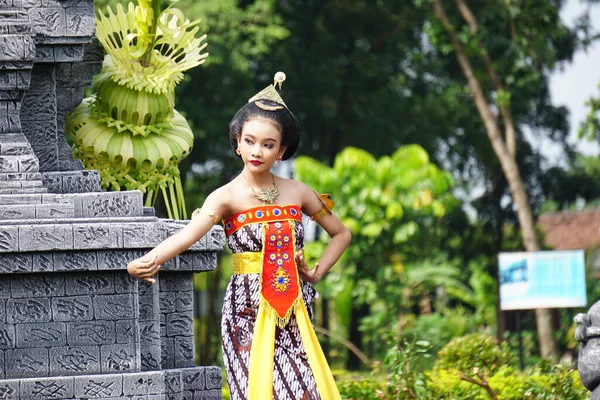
top-left (538, 209), bottom-right (600, 251)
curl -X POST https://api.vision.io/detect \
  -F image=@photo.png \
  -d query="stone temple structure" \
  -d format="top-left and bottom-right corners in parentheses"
top-left (576, 303), bottom-right (600, 400)
top-left (0, 0), bottom-right (224, 398)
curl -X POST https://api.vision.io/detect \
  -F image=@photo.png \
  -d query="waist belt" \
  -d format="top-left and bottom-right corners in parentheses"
top-left (232, 252), bottom-right (262, 274)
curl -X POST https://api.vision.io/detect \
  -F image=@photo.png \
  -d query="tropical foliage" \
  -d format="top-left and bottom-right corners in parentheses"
top-left (68, 0), bottom-right (209, 219)
top-left (338, 333), bottom-right (589, 399)
top-left (295, 145), bottom-right (458, 367)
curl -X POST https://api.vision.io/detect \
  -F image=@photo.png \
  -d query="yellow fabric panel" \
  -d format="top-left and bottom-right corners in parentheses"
top-left (296, 301), bottom-right (342, 399)
top-left (248, 299), bottom-right (276, 399)
top-left (232, 252), bottom-right (262, 274)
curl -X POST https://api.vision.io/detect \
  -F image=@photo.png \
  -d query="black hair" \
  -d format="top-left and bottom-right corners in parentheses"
top-left (229, 99), bottom-right (301, 160)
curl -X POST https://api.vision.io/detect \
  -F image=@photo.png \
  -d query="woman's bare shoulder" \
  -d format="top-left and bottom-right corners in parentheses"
top-left (274, 176), bottom-right (313, 204)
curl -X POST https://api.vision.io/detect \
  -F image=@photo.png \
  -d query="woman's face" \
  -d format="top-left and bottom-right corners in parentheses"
top-left (237, 118), bottom-right (286, 172)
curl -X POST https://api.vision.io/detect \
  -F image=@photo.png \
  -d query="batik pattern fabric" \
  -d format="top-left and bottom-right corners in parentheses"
top-left (221, 204), bottom-right (340, 400)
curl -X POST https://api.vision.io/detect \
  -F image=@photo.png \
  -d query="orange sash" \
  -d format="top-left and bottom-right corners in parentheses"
top-left (225, 205), bottom-right (303, 327)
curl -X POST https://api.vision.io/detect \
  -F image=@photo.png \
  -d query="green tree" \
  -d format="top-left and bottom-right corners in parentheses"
top-left (419, 0), bottom-right (587, 360)
top-left (295, 145), bottom-right (456, 369)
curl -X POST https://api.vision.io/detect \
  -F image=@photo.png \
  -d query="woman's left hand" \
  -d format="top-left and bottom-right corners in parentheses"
top-left (296, 250), bottom-right (321, 284)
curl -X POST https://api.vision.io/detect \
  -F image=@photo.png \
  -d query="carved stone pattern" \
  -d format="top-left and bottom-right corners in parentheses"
top-left (159, 293), bottom-right (176, 314)
top-left (73, 274), bottom-right (111, 293)
top-left (31, 381), bottom-right (67, 398)
top-left (29, 8), bottom-right (66, 37)
top-left (12, 275), bottom-right (64, 297)
top-left (54, 297), bottom-right (92, 321)
top-left (161, 338), bottom-right (174, 370)
top-left (139, 296), bottom-right (156, 321)
top-left (98, 251), bottom-right (130, 270)
top-left (115, 320), bottom-right (137, 346)
top-left (0, 229), bottom-right (17, 252)
top-left (166, 314), bottom-right (193, 337)
top-left (208, 227), bottom-right (225, 250)
top-left (114, 272), bottom-right (135, 293)
top-left (55, 252), bottom-right (96, 271)
top-left (89, 196), bottom-right (134, 217)
top-left (55, 347), bottom-right (98, 372)
top-left (21, 91), bottom-right (56, 120)
top-left (176, 337), bottom-right (194, 363)
top-left (0, 325), bottom-right (15, 348)
top-left (83, 380), bottom-right (116, 397)
top-left (70, 322), bottom-right (113, 348)
top-left (97, 295), bottom-right (134, 320)
top-left (183, 369), bottom-right (204, 388)
top-left (23, 326), bottom-right (62, 344)
top-left (205, 367), bottom-right (222, 389)
top-left (165, 371), bottom-right (182, 393)
top-left (0, 383), bottom-right (16, 398)
top-left (9, 299), bottom-right (51, 322)
top-left (141, 351), bottom-right (160, 370)
top-left (105, 347), bottom-right (134, 372)
top-left (30, 145), bottom-right (58, 171)
top-left (0, 253), bottom-right (30, 273)
top-left (74, 225), bottom-right (110, 245)
top-left (139, 322), bottom-right (160, 345)
top-left (0, 300), bottom-right (5, 323)
top-left (160, 273), bottom-right (192, 292)
top-left (0, 277), bottom-right (8, 298)
top-left (25, 226), bottom-right (71, 251)
top-left (6, 348), bottom-right (49, 378)
top-left (32, 252), bottom-right (53, 272)
top-left (175, 291), bottom-right (193, 312)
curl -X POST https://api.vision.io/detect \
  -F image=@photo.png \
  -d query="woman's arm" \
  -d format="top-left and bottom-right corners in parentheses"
top-left (296, 185), bottom-right (351, 284)
top-left (127, 188), bottom-right (228, 283)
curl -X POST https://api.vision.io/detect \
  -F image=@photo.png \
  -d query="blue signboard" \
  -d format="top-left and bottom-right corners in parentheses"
top-left (498, 250), bottom-right (587, 310)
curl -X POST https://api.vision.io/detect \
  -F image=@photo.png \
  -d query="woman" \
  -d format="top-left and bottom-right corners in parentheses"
top-left (127, 72), bottom-right (351, 400)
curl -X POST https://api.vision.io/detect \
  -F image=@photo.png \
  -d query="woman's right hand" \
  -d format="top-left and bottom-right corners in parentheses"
top-left (127, 254), bottom-right (160, 284)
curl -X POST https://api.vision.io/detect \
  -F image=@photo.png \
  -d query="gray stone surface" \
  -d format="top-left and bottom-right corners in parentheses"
top-left (20, 375), bottom-right (75, 399)
top-left (49, 345), bottom-right (100, 376)
top-left (67, 320), bottom-right (116, 347)
top-left (0, 1), bottom-right (224, 396)
top-left (0, 324), bottom-right (15, 349)
top-left (100, 343), bottom-right (138, 374)
top-left (16, 322), bottom-right (66, 347)
top-left (55, 251), bottom-right (97, 271)
top-left (0, 378), bottom-right (18, 399)
top-left (5, 347), bottom-right (49, 378)
top-left (8, 299), bottom-right (52, 323)
top-left (74, 373), bottom-right (123, 398)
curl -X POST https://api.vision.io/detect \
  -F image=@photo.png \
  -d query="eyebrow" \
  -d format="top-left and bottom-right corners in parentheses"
top-left (243, 133), bottom-right (278, 142)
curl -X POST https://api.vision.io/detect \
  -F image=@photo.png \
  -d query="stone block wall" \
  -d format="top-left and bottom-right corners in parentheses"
top-left (0, 191), bottom-right (226, 398)
top-left (0, 1), bottom-right (225, 398)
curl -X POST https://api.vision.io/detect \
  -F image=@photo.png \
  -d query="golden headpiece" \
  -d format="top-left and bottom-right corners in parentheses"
top-left (230, 71), bottom-right (300, 161)
top-left (248, 72), bottom-right (287, 111)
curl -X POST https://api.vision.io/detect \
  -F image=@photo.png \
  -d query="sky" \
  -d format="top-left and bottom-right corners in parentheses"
top-left (549, 0), bottom-right (600, 159)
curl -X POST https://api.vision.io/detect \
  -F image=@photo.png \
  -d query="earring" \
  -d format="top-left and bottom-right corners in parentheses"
top-left (236, 148), bottom-right (241, 156)
top-left (277, 155), bottom-right (283, 163)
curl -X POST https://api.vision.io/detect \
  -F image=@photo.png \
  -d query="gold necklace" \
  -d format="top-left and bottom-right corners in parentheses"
top-left (242, 173), bottom-right (279, 204)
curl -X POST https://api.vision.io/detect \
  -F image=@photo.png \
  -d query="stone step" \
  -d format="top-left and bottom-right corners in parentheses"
top-left (0, 10), bottom-right (28, 20)
top-left (0, 141), bottom-right (34, 156)
top-left (0, 202), bottom-right (73, 220)
top-left (0, 218), bottom-right (224, 252)
top-left (0, 179), bottom-right (43, 189)
top-left (0, 187), bottom-right (47, 194)
top-left (0, 193), bottom-right (45, 204)
top-left (0, 191), bottom-right (144, 218)
top-left (0, 154), bottom-right (38, 173)
top-left (0, 172), bottom-right (42, 181)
